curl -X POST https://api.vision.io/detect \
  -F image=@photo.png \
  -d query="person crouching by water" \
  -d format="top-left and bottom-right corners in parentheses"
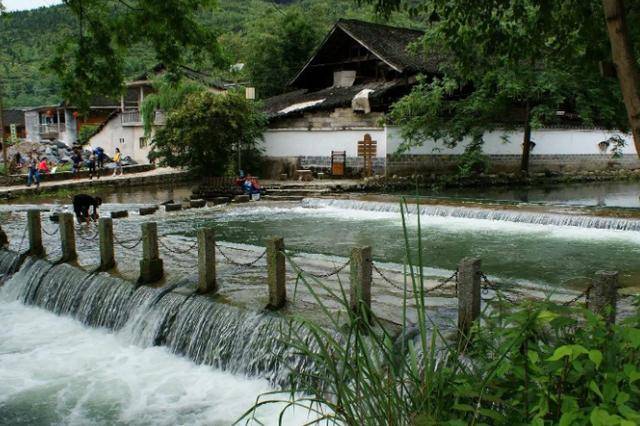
top-left (73, 194), bottom-right (102, 224)
top-left (242, 174), bottom-right (262, 200)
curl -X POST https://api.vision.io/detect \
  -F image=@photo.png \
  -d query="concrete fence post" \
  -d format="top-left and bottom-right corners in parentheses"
top-left (588, 271), bottom-right (618, 326)
top-left (197, 228), bottom-right (217, 294)
top-left (266, 237), bottom-right (286, 309)
top-left (349, 246), bottom-right (372, 321)
top-left (27, 210), bottom-right (45, 257)
top-left (58, 213), bottom-right (77, 262)
top-left (98, 218), bottom-right (115, 271)
top-left (457, 257), bottom-right (481, 340)
top-left (138, 222), bottom-right (163, 285)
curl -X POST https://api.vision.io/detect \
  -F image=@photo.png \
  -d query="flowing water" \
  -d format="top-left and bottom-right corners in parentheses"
top-left (0, 257), bottom-right (325, 425)
top-left (410, 180), bottom-right (640, 208)
top-left (1, 186), bottom-right (639, 424)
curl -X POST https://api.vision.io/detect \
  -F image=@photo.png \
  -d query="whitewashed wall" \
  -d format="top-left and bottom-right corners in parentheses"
top-left (88, 114), bottom-right (151, 164)
top-left (385, 126), bottom-right (637, 156)
top-left (262, 128), bottom-right (387, 158)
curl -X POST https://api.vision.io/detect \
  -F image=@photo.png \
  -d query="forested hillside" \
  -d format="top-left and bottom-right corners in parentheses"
top-left (0, 0), bottom-right (418, 107)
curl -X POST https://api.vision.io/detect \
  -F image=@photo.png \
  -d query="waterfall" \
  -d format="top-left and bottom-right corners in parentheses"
top-left (0, 252), bottom-right (320, 387)
top-left (302, 198), bottom-right (640, 231)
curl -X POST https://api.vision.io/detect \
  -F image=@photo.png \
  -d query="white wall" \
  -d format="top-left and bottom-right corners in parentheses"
top-left (88, 114), bottom-right (151, 164)
top-left (385, 126), bottom-right (637, 156)
top-left (263, 128), bottom-right (387, 158)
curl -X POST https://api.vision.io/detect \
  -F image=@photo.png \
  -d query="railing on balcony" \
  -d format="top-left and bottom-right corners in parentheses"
top-left (120, 110), bottom-right (166, 127)
top-left (39, 124), bottom-right (65, 137)
top-left (121, 110), bottom-right (142, 126)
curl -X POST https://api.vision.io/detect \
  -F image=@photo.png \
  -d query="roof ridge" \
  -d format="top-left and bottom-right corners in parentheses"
top-left (336, 18), bottom-right (424, 35)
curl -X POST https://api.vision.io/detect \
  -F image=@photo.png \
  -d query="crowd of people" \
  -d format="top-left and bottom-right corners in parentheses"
top-left (14, 146), bottom-right (124, 189)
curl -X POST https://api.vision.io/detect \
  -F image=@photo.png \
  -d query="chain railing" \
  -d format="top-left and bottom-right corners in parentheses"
top-left (41, 225), bottom-right (59, 236)
top-left (158, 237), bottom-right (199, 255)
top-left (293, 257), bottom-right (351, 279)
top-left (372, 262), bottom-right (458, 296)
top-left (480, 272), bottom-right (520, 304)
top-left (113, 235), bottom-right (143, 250)
top-left (76, 229), bottom-right (100, 242)
top-left (562, 284), bottom-right (593, 307)
top-left (216, 245), bottom-right (267, 267)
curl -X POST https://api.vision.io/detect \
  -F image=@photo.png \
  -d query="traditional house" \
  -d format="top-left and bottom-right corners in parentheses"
top-left (262, 19), bottom-right (638, 177)
top-left (88, 64), bottom-right (228, 164)
top-left (23, 98), bottom-right (124, 146)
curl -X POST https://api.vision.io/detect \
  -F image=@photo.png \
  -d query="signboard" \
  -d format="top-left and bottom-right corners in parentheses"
top-left (357, 134), bottom-right (377, 177)
top-left (9, 124), bottom-right (17, 144)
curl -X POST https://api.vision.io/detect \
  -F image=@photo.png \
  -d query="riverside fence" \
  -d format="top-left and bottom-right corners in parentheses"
top-left (0, 210), bottom-right (622, 337)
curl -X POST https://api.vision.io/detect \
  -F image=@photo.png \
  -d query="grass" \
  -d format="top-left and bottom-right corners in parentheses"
top-left (238, 197), bottom-right (640, 426)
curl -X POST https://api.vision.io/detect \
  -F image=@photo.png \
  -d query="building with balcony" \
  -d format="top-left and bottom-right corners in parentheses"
top-left (87, 65), bottom-right (228, 164)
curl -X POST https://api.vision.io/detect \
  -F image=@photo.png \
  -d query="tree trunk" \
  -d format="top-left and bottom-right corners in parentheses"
top-left (602, 0), bottom-right (640, 157)
top-left (520, 102), bottom-right (532, 174)
top-left (0, 81), bottom-right (7, 176)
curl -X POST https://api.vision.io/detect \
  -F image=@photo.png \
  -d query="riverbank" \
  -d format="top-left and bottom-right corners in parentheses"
top-left (0, 167), bottom-right (193, 201)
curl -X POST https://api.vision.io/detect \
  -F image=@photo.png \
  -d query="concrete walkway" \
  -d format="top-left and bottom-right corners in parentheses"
top-left (0, 167), bottom-right (190, 199)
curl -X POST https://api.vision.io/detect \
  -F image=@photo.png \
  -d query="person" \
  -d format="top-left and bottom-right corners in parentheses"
top-left (95, 146), bottom-right (105, 169)
top-left (112, 147), bottom-right (123, 176)
top-left (87, 151), bottom-right (97, 180)
top-left (71, 149), bottom-right (82, 177)
top-left (242, 174), bottom-right (261, 196)
top-left (37, 158), bottom-right (50, 175)
top-left (13, 152), bottom-right (23, 169)
top-left (72, 194), bottom-right (102, 224)
top-left (26, 156), bottom-right (40, 189)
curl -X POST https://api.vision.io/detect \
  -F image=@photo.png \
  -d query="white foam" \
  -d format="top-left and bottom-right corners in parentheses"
top-left (0, 301), bottom-right (324, 425)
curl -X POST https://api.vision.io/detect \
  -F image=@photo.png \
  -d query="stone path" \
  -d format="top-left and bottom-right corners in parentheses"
top-left (0, 167), bottom-right (189, 198)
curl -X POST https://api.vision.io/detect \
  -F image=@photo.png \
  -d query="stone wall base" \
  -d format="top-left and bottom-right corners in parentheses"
top-left (387, 154), bottom-right (640, 175)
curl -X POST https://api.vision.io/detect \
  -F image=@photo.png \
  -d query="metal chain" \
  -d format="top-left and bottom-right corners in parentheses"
top-left (297, 259), bottom-right (351, 279)
top-left (216, 246), bottom-right (267, 267)
top-left (41, 225), bottom-right (59, 236)
top-left (480, 272), bottom-right (519, 305)
top-left (372, 262), bottom-right (457, 295)
top-left (158, 237), bottom-right (199, 255)
top-left (114, 235), bottom-right (143, 250)
top-left (562, 284), bottom-right (593, 306)
top-left (76, 229), bottom-right (100, 242)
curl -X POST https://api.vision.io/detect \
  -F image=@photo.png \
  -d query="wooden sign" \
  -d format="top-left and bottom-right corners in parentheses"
top-left (357, 134), bottom-right (377, 177)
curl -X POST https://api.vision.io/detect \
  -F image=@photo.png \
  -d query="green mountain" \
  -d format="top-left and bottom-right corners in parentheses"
top-left (0, 0), bottom-right (416, 108)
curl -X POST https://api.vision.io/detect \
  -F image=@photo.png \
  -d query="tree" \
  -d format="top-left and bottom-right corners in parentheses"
top-left (51, 0), bottom-right (221, 112)
top-left (244, 7), bottom-right (321, 98)
top-left (602, 0), bottom-right (640, 157)
top-left (362, 0), bottom-right (629, 173)
top-left (140, 76), bottom-right (206, 137)
top-left (151, 91), bottom-right (267, 176)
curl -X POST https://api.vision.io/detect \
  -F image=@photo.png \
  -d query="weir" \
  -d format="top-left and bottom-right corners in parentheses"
top-left (302, 198), bottom-right (640, 231)
top-left (0, 205), bottom-right (626, 392)
top-left (0, 252), bottom-right (320, 387)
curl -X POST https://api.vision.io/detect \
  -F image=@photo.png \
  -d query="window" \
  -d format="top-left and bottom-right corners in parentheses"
top-left (139, 137), bottom-right (148, 149)
top-left (119, 138), bottom-right (125, 144)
